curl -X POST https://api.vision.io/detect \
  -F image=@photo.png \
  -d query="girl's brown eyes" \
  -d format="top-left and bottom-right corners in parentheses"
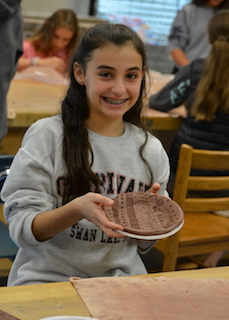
top-left (99, 72), bottom-right (111, 78)
top-left (99, 72), bottom-right (138, 79)
top-left (127, 73), bottom-right (137, 79)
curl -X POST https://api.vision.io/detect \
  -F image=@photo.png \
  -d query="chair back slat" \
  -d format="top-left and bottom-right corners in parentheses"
top-left (173, 144), bottom-right (229, 212)
top-left (192, 149), bottom-right (229, 171)
top-left (184, 197), bottom-right (229, 212)
top-left (188, 176), bottom-right (229, 191)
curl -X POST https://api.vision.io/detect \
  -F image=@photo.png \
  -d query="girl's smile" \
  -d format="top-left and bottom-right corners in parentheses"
top-left (74, 42), bottom-right (144, 136)
top-left (103, 97), bottom-right (127, 106)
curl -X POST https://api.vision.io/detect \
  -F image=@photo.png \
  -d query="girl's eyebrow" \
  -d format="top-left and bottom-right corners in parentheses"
top-left (97, 65), bottom-right (141, 71)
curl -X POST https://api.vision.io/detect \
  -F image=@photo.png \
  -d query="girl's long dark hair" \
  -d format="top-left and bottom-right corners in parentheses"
top-left (61, 23), bottom-right (152, 204)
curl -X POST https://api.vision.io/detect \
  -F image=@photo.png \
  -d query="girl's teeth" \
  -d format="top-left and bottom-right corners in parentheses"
top-left (105, 98), bottom-right (126, 105)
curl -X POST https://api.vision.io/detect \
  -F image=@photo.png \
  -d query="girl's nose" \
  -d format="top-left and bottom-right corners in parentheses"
top-left (54, 39), bottom-right (64, 49)
top-left (111, 79), bottom-right (126, 95)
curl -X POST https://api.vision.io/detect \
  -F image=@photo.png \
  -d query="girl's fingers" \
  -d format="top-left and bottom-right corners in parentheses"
top-left (87, 192), bottom-right (114, 207)
top-left (104, 228), bottom-right (126, 238)
top-left (104, 220), bottom-right (124, 231)
top-left (82, 192), bottom-right (124, 237)
top-left (98, 222), bottom-right (126, 238)
top-left (148, 182), bottom-right (161, 194)
top-left (94, 210), bottom-right (124, 231)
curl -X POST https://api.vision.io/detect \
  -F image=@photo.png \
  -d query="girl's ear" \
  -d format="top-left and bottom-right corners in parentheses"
top-left (73, 62), bottom-right (85, 85)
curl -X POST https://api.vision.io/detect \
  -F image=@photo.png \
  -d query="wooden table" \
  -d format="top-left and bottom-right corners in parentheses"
top-left (1, 79), bottom-right (182, 155)
top-left (7, 80), bottom-right (67, 128)
top-left (0, 266), bottom-right (229, 320)
top-left (1, 80), bottom-right (67, 155)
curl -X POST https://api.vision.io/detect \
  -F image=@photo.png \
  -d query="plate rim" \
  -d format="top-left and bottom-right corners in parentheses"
top-left (116, 220), bottom-right (184, 240)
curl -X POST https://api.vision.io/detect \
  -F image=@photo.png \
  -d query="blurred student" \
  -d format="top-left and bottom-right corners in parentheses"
top-left (0, 0), bottom-right (23, 142)
top-left (168, 0), bottom-right (229, 73)
top-left (18, 9), bottom-right (79, 74)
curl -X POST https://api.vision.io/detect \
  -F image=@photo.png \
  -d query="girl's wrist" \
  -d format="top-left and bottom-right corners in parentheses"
top-left (30, 56), bottom-right (40, 66)
top-left (64, 199), bottom-right (84, 224)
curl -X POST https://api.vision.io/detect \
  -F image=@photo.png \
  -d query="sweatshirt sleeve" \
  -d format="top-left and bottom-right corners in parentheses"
top-left (168, 5), bottom-right (190, 52)
top-left (2, 118), bottom-right (63, 248)
top-left (148, 62), bottom-right (192, 111)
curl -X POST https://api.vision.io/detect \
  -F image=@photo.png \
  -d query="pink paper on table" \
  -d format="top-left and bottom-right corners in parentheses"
top-left (0, 310), bottom-right (21, 320)
top-left (70, 276), bottom-right (229, 320)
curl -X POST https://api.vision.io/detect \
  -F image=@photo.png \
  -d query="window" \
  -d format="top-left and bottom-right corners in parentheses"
top-left (93, 0), bottom-right (190, 73)
top-left (94, 0), bottom-right (189, 45)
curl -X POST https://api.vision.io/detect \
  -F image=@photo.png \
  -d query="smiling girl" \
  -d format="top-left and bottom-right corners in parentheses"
top-left (2, 23), bottom-right (170, 286)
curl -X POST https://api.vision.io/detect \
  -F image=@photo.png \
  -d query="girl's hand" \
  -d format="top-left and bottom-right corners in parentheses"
top-left (37, 56), bottom-right (65, 73)
top-left (71, 192), bottom-right (125, 238)
top-left (148, 182), bottom-right (161, 195)
top-left (32, 192), bottom-right (124, 241)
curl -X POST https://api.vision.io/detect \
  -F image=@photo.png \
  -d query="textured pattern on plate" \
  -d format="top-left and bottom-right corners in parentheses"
top-left (104, 192), bottom-right (184, 235)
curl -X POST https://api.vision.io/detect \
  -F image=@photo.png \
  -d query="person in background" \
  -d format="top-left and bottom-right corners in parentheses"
top-left (148, 57), bottom-right (204, 117)
top-left (150, 10), bottom-right (229, 175)
top-left (0, 0), bottom-right (23, 143)
top-left (151, 10), bottom-right (229, 267)
top-left (168, 0), bottom-right (229, 73)
top-left (18, 9), bottom-right (79, 74)
top-left (2, 23), bottom-right (169, 286)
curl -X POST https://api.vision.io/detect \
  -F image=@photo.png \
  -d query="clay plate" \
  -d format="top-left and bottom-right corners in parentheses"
top-left (104, 192), bottom-right (184, 239)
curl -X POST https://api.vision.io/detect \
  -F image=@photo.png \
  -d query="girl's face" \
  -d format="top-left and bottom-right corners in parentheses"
top-left (52, 27), bottom-right (74, 51)
top-left (74, 43), bottom-right (144, 129)
top-left (206, 0), bottom-right (224, 7)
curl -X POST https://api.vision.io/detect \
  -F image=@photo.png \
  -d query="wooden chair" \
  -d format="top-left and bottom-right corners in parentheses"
top-left (154, 143), bottom-right (229, 271)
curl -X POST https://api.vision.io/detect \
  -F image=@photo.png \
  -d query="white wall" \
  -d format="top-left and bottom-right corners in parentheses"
top-left (21, 0), bottom-right (91, 18)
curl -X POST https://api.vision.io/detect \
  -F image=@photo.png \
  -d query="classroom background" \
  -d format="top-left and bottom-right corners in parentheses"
top-left (21, 0), bottom-right (190, 74)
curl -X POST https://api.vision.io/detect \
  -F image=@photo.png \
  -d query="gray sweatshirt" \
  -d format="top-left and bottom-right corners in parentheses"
top-left (168, 4), bottom-right (217, 68)
top-left (2, 115), bottom-right (169, 286)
